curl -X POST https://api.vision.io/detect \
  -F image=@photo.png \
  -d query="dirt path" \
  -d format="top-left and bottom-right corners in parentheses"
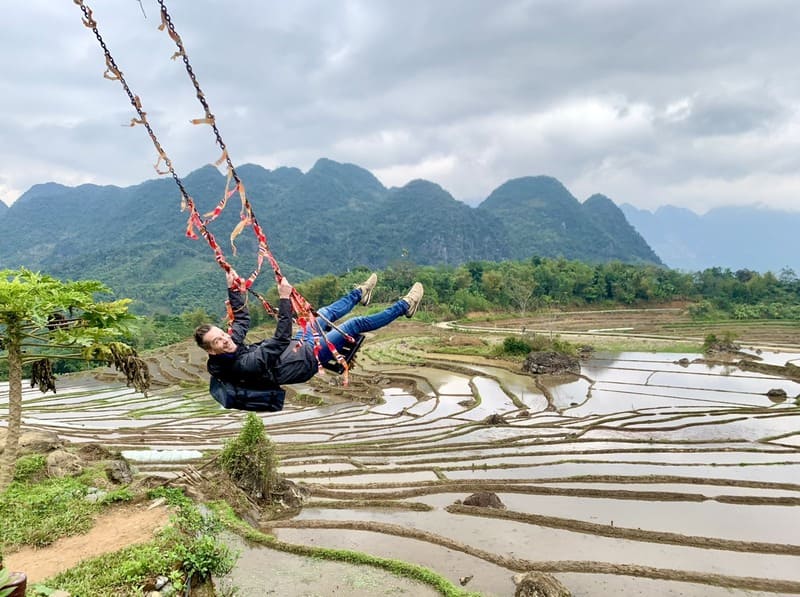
top-left (3, 502), bottom-right (171, 584)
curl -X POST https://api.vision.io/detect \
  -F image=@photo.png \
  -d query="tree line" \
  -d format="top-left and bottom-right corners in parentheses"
top-left (3, 258), bottom-right (799, 381)
top-left (133, 258), bottom-right (800, 349)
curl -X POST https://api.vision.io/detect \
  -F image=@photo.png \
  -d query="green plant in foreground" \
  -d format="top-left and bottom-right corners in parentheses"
top-left (12, 454), bottom-right (46, 482)
top-left (34, 489), bottom-right (234, 597)
top-left (0, 476), bottom-right (98, 549)
top-left (219, 413), bottom-right (280, 500)
top-left (0, 567), bottom-right (16, 597)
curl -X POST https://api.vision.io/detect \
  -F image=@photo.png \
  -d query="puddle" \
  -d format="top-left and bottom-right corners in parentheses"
top-left (501, 493), bottom-right (799, 544)
top-left (121, 449), bottom-right (203, 463)
top-left (274, 527), bottom-right (512, 597)
top-left (277, 509), bottom-right (799, 582)
top-left (444, 462), bottom-right (800, 485)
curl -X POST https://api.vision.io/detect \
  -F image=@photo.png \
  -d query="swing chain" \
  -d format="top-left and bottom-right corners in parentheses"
top-left (75, 2), bottom-right (190, 202)
top-left (157, 0), bottom-right (239, 186)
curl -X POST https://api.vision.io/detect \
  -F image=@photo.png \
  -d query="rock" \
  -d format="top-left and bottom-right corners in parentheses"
top-left (522, 352), bottom-right (580, 375)
top-left (513, 571), bottom-right (572, 596)
top-left (482, 413), bottom-right (509, 426)
top-left (274, 478), bottom-right (310, 508)
top-left (459, 575), bottom-right (474, 585)
top-left (766, 388), bottom-right (788, 403)
top-left (463, 491), bottom-right (506, 509)
top-left (84, 488), bottom-right (108, 503)
top-left (106, 459), bottom-right (134, 484)
top-left (154, 575), bottom-right (169, 590)
top-left (148, 497), bottom-right (168, 510)
top-left (77, 443), bottom-right (114, 461)
top-left (46, 449), bottom-right (83, 478)
top-left (0, 428), bottom-right (62, 455)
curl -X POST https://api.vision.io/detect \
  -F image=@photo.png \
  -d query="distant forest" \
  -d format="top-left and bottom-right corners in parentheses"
top-left (132, 256), bottom-right (800, 350)
top-left (2, 256), bottom-right (799, 382)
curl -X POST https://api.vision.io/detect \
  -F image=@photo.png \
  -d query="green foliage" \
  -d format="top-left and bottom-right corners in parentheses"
top-left (703, 330), bottom-right (740, 352)
top-left (33, 542), bottom-right (174, 597)
top-left (496, 334), bottom-right (577, 357)
top-left (12, 454), bottom-right (46, 482)
top-left (0, 268), bottom-right (141, 369)
top-left (219, 413), bottom-right (280, 500)
top-left (0, 568), bottom-right (14, 597)
top-left (100, 487), bottom-right (134, 504)
top-left (31, 486), bottom-right (233, 596)
top-left (174, 533), bottom-right (234, 580)
top-left (0, 476), bottom-right (99, 549)
top-left (500, 336), bottom-right (533, 356)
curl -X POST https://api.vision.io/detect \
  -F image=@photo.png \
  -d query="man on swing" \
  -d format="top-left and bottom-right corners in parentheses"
top-left (194, 270), bottom-right (423, 410)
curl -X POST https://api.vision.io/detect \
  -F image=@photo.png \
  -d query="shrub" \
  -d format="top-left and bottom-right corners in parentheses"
top-left (500, 336), bottom-right (533, 356)
top-left (13, 454), bottom-right (46, 482)
top-left (219, 413), bottom-right (279, 501)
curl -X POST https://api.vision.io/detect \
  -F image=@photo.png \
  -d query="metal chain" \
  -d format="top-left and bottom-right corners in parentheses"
top-left (74, 1), bottom-right (349, 379)
top-left (157, 0), bottom-right (239, 186)
top-left (74, 1), bottom-right (191, 202)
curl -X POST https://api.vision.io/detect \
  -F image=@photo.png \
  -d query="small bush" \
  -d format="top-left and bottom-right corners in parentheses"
top-left (500, 336), bottom-right (532, 356)
top-left (13, 454), bottom-right (46, 482)
top-left (219, 413), bottom-right (280, 501)
top-left (496, 334), bottom-right (577, 358)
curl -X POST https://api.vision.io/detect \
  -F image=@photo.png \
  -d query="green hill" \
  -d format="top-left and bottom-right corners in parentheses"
top-left (0, 161), bottom-right (661, 314)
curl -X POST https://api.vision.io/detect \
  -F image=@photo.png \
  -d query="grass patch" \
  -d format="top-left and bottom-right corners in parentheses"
top-left (588, 339), bottom-right (703, 353)
top-left (31, 487), bottom-right (234, 597)
top-left (0, 475), bottom-right (100, 549)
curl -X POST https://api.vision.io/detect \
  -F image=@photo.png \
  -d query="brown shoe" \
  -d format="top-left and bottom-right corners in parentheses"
top-left (401, 282), bottom-right (424, 317)
top-left (356, 273), bottom-right (378, 306)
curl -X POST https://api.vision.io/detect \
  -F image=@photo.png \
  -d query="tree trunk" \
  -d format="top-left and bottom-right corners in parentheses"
top-left (0, 323), bottom-right (22, 491)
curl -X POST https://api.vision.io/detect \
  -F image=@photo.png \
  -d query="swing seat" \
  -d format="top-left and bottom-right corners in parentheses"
top-left (322, 334), bottom-right (365, 374)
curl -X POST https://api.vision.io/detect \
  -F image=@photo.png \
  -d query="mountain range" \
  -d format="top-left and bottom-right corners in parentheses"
top-left (0, 159), bottom-right (659, 314)
top-left (620, 203), bottom-right (800, 274)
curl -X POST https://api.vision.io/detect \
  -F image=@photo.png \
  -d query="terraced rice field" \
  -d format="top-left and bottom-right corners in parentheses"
top-left (2, 313), bottom-right (799, 596)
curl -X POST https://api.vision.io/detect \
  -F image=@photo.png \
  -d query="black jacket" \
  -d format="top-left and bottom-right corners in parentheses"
top-left (207, 288), bottom-right (317, 388)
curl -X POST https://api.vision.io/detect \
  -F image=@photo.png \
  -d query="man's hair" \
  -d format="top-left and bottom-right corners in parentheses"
top-left (194, 324), bottom-right (213, 349)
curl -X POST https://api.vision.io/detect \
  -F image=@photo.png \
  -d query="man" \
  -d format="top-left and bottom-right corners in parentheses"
top-left (194, 270), bottom-right (424, 408)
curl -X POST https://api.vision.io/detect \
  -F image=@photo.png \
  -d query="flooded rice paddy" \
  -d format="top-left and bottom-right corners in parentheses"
top-left (2, 323), bottom-right (800, 596)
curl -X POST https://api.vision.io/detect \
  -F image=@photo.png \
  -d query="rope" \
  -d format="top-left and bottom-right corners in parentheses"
top-left (73, 0), bottom-right (352, 382)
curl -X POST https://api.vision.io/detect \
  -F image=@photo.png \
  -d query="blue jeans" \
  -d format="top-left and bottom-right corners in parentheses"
top-left (295, 288), bottom-right (408, 363)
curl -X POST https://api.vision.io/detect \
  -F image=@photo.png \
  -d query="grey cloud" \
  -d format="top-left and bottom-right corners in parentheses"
top-left (3, 0), bottom-right (800, 212)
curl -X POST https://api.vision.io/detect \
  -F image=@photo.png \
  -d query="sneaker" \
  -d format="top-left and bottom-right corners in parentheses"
top-left (401, 282), bottom-right (424, 318)
top-left (356, 273), bottom-right (378, 306)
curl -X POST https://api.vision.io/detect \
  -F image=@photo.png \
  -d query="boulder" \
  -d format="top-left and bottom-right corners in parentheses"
top-left (105, 459), bottom-right (134, 484)
top-left (766, 388), bottom-right (788, 403)
top-left (463, 491), bottom-right (506, 509)
top-left (0, 428), bottom-right (62, 455)
top-left (77, 443), bottom-right (115, 461)
top-left (46, 449), bottom-right (84, 478)
top-left (482, 413), bottom-right (509, 426)
top-left (513, 572), bottom-right (571, 597)
top-left (273, 478), bottom-right (310, 509)
top-left (522, 352), bottom-right (580, 375)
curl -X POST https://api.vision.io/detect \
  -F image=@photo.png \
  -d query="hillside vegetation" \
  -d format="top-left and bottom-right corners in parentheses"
top-left (0, 161), bottom-right (659, 314)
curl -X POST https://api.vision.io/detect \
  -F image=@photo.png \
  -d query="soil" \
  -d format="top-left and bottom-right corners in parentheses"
top-left (3, 502), bottom-right (171, 584)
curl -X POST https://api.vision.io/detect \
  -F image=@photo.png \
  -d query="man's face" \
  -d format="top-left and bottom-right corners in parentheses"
top-left (202, 326), bottom-right (237, 355)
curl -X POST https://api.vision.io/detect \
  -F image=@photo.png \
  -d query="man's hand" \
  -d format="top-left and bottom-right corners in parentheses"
top-left (278, 277), bottom-right (293, 299)
top-left (226, 268), bottom-right (244, 291)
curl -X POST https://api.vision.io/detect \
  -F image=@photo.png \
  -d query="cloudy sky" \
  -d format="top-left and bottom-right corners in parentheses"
top-left (2, 0), bottom-right (800, 213)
